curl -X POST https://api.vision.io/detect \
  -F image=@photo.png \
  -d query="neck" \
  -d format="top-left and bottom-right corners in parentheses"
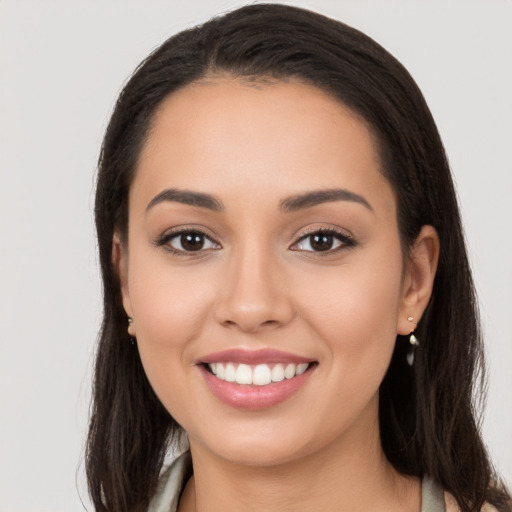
top-left (179, 404), bottom-right (420, 512)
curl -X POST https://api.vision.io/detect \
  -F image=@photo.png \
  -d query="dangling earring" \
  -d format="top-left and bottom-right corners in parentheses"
top-left (406, 316), bottom-right (419, 367)
top-left (128, 317), bottom-right (136, 345)
top-left (407, 332), bottom-right (419, 366)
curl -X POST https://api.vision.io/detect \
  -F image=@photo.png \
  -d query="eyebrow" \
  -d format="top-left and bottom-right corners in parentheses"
top-left (280, 188), bottom-right (373, 213)
top-left (146, 188), bottom-right (224, 213)
top-left (145, 187), bottom-right (373, 214)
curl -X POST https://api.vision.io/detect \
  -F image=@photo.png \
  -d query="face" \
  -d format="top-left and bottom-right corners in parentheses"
top-left (117, 79), bottom-right (425, 467)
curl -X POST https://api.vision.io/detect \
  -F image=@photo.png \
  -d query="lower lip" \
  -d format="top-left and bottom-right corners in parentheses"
top-left (199, 365), bottom-right (315, 410)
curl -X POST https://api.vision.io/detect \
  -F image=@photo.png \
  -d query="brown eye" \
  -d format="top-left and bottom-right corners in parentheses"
top-left (180, 232), bottom-right (206, 251)
top-left (310, 233), bottom-right (334, 251)
top-left (292, 230), bottom-right (355, 253)
top-left (165, 230), bottom-right (219, 253)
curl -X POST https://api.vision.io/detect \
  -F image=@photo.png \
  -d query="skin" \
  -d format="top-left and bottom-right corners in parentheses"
top-left (114, 78), bottom-right (439, 512)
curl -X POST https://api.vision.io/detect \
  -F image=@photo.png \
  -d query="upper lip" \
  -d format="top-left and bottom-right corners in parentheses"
top-left (198, 348), bottom-right (314, 365)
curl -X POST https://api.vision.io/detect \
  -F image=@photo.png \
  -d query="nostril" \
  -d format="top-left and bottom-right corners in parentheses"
top-left (221, 318), bottom-right (279, 331)
top-left (215, 293), bottom-right (295, 332)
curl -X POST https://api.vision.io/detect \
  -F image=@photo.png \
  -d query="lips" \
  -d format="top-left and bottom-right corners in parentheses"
top-left (197, 349), bottom-right (317, 409)
top-left (201, 348), bottom-right (312, 365)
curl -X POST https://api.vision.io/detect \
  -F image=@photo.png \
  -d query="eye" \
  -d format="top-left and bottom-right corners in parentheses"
top-left (291, 229), bottom-right (355, 253)
top-left (158, 230), bottom-right (220, 254)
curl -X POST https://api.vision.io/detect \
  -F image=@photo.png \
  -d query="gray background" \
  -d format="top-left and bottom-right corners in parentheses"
top-left (1, 1), bottom-right (510, 510)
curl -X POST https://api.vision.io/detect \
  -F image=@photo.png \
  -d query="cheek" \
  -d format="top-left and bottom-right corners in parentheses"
top-left (287, 261), bottom-right (403, 445)
top-left (297, 248), bottom-right (404, 386)
top-left (126, 250), bottom-right (215, 397)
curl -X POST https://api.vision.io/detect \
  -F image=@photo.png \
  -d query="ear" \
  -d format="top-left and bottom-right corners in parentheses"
top-left (112, 232), bottom-right (136, 337)
top-left (397, 225), bottom-right (440, 335)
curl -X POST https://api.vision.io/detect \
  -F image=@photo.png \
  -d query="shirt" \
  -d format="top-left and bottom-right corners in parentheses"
top-left (148, 451), bottom-right (492, 512)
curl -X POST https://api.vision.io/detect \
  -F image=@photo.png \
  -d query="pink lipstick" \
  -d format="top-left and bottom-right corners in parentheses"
top-left (197, 349), bottom-right (316, 410)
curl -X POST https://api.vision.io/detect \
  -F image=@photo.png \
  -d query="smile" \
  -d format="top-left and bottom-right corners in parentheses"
top-left (207, 362), bottom-right (310, 386)
top-left (198, 349), bottom-right (317, 409)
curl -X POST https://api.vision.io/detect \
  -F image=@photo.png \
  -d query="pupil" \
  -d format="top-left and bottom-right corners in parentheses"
top-left (181, 233), bottom-right (204, 251)
top-left (311, 234), bottom-right (333, 251)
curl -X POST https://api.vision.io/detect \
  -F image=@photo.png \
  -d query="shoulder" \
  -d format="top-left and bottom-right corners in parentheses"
top-left (423, 475), bottom-right (498, 512)
top-left (444, 490), bottom-right (499, 512)
top-left (149, 451), bottom-right (192, 512)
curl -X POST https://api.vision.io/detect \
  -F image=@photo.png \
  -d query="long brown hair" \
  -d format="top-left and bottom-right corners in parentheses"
top-left (87, 4), bottom-right (511, 511)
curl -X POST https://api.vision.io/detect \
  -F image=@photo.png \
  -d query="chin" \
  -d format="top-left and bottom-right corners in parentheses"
top-left (186, 411), bottom-right (352, 469)
top-left (205, 437), bottom-right (314, 468)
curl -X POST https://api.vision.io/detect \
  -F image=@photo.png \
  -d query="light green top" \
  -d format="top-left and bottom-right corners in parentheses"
top-left (149, 451), bottom-right (446, 512)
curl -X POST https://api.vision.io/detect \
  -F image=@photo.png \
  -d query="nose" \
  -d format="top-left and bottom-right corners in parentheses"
top-left (213, 244), bottom-right (295, 333)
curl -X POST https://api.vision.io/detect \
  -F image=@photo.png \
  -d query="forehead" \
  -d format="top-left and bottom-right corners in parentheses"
top-left (132, 78), bottom-right (395, 218)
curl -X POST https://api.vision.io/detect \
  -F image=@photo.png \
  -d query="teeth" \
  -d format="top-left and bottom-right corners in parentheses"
top-left (216, 363), bottom-right (225, 379)
top-left (207, 362), bottom-right (310, 386)
top-left (236, 364), bottom-right (252, 385)
top-left (284, 363), bottom-right (296, 379)
top-left (253, 364), bottom-right (272, 386)
top-left (225, 363), bottom-right (236, 382)
top-left (271, 364), bottom-right (285, 382)
top-left (296, 363), bottom-right (308, 375)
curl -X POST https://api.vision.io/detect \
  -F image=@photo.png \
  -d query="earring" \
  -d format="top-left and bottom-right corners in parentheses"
top-left (127, 317), bottom-right (136, 345)
top-left (406, 316), bottom-right (419, 366)
top-left (406, 332), bottom-right (420, 366)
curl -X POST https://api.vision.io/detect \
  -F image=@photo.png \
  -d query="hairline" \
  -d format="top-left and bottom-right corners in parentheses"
top-left (125, 70), bottom-right (408, 255)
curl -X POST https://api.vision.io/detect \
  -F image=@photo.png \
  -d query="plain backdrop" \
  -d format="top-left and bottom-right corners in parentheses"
top-left (0, 1), bottom-right (511, 510)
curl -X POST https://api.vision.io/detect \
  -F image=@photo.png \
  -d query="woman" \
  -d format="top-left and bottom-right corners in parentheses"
top-left (86, 4), bottom-right (511, 512)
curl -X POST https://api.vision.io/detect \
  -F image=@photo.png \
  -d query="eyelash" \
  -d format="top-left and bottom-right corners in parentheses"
top-left (155, 228), bottom-right (220, 256)
top-left (291, 228), bottom-right (356, 254)
top-left (155, 227), bottom-right (356, 256)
